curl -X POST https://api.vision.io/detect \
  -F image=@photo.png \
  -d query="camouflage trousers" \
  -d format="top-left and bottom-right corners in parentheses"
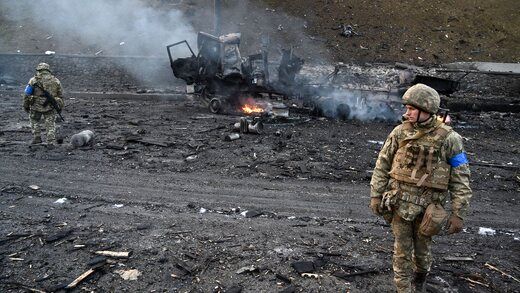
top-left (391, 213), bottom-right (432, 293)
top-left (29, 110), bottom-right (56, 144)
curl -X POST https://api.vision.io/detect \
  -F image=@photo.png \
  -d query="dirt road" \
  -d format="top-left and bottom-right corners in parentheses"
top-left (1, 88), bottom-right (519, 292)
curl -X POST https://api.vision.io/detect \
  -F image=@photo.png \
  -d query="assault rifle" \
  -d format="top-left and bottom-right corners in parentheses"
top-left (33, 83), bottom-right (65, 122)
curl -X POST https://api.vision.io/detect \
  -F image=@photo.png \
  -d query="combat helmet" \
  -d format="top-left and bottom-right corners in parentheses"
top-left (402, 83), bottom-right (440, 114)
top-left (36, 62), bottom-right (50, 72)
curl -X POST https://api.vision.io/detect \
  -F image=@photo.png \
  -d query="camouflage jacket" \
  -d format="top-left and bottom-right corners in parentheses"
top-left (23, 71), bottom-right (63, 113)
top-left (370, 116), bottom-right (472, 220)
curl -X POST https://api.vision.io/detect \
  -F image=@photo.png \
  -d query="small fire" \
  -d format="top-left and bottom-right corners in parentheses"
top-left (242, 103), bottom-right (264, 114)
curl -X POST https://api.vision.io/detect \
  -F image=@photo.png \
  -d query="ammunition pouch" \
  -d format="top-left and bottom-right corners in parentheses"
top-left (382, 210), bottom-right (393, 224)
top-left (395, 186), bottom-right (446, 222)
top-left (419, 203), bottom-right (448, 237)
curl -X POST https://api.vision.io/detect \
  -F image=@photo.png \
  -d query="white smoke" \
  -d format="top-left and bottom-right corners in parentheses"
top-left (1, 0), bottom-right (196, 57)
top-left (314, 88), bottom-right (401, 121)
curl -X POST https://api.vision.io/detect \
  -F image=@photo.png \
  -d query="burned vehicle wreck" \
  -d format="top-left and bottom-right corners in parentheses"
top-left (167, 32), bottom-right (303, 114)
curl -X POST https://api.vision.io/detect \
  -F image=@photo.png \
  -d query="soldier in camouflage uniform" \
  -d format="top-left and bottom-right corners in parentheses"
top-left (370, 84), bottom-right (472, 292)
top-left (23, 63), bottom-right (64, 146)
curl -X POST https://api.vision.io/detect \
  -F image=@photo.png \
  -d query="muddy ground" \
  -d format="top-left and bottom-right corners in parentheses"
top-left (1, 0), bottom-right (520, 292)
top-left (1, 65), bottom-right (520, 292)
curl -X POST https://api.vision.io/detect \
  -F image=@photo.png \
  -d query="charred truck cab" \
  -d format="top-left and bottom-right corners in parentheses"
top-left (167, 32), bottom-right (303, 114)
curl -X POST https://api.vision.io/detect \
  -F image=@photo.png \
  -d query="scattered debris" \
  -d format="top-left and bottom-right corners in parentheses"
top-left (412, 75), bottom-right (460, 95)
top-left (87, 256), bottom-right (107, 267)
top-left (236, 265), bottom-right (258, 274)
top-left (94, 250), bottom-right (132, 259)
top-left (66, 268), bottom-right (96, 289)
top-left (175, 261), bottom-right (193, 275)
top-left (242, 210), bottom-right (263, 218)
top-left (274, 246), bottom-right (294, 258)
top-left (167, 32), bottom-right (303, 114)
top-left (444, 256), bottom-right (474, 262)
top-left (368, 140), bottom-right (384, 146)
top-left (116, 269), bottom-right (141, 280)
top-left (332, 269), bottom-right (378, 280)
top-left (478, 227), bottom-right (496, 236)
top-left (301, 273), bottom-right (320, 279)
top-left (291, 261), bottom-right (315, 274)
top-left (485, 263), bottom-right (520, 283)
top-left (234, 117), bottom-right (264, 134)
top-left (460, 276), bottom-right (489, 288)
top-left (224, 133), bottom-right (241, 141)
top-left (186, 155), bottom-right (198, 161)
top-left (276, 273), bottom-right (292, 284)
top-left (45, 229), bottom-right (73, 243)
top-left (337, 24), bottom-right (360, 38)
top-left (70, 130), bottom-right (95, 148)
top-left (54, 198), bottom-right (67, 204)
top-left (472, 162), bottom-right (519, 170)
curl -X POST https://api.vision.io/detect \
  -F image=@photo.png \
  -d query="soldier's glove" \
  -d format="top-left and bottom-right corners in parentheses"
top-left (370, 197), bottom-right (383, 216)
top-left (23, 96), bottom-right (31, 113)
top-left (56, 97), bottom-right (65, 111)
top-left (446, 214), bottom-right (463, 235)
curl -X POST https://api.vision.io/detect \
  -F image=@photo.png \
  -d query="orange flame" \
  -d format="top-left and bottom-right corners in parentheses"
top-left (242, 103), bottom-right (264, 114)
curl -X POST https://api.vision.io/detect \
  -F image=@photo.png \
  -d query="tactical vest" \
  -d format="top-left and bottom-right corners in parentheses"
top-left (389, 121), bottom-right (452, 190)
top-left (29, 74), bottom-right (60, 112)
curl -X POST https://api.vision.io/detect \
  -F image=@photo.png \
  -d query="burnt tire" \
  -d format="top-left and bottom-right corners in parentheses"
top-left (209, 98), bottom-right (222, 114)
top-left (337, 103), bottom-right (351, 120)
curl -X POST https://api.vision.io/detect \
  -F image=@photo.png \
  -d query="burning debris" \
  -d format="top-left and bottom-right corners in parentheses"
top-left (167, 32), bottom-right (303, 115)
top-left (167, 32), bottom-right (405, 122)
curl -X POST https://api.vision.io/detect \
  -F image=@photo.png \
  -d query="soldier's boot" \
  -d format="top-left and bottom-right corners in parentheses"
top-left (31, 136), bottom-right (42, 144)
top-left (413, 272), bottom-right (428, 293)
top-left (47, 138), bottom-right (57, 149)
top-left (47, 133), bottom-right (57, 146)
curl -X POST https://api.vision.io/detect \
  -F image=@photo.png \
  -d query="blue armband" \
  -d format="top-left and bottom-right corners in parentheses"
top-left (24, 84), bottom-right (33, 95)
top-left (448, 152), bottom-right (468, 167)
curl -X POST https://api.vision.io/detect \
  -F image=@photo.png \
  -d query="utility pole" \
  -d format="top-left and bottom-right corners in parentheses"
top-left (214, 0), bottom-right (221, 36)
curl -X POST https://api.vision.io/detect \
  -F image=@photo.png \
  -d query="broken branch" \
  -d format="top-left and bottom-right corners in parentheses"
top-left (485, 262), bottom-right (520, 283)
top-left (66, 268), bottom-right (95, 289)
top-left (461, 277), bottom-right (489, 287)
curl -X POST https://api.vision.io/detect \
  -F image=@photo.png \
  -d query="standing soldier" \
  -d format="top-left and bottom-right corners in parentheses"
top-left (370, 83), bottom-right (472, 292)
top-left (23, 63), bottom-right (64, 146)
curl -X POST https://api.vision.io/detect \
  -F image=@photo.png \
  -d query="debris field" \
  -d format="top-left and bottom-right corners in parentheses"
top-left (1, 61), bottom-right (519, 292)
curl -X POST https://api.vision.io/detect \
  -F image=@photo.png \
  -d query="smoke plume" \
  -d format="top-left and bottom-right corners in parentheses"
top-left (1, 0), bottom-right (196, 57)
